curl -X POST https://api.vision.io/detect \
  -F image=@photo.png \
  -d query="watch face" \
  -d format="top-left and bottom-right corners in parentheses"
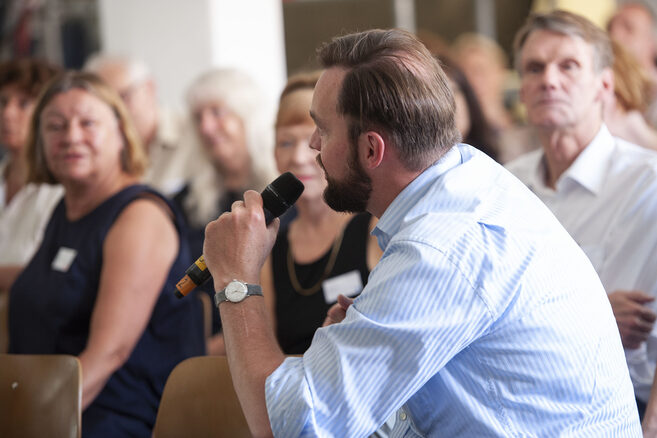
top-left (225, 280), bottom-right (248, 302)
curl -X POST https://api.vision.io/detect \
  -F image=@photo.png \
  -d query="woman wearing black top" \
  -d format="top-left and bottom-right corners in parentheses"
top-left (260, 71), bottom-right (382, 354)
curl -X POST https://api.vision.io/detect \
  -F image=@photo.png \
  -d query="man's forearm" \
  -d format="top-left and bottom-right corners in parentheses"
top-left (219, 297), bottom-right (286, 437)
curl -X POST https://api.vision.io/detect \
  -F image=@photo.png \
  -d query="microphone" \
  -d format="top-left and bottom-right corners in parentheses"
top-left (174, 172), bottom-right (304, 298)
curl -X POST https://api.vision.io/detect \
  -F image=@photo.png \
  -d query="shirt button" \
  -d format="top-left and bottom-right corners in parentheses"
top-left (399, 411), bottom-right (407, 421)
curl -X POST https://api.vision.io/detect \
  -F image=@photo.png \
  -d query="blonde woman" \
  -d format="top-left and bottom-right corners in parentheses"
top-left (9, 72), bottom-right (204, 436)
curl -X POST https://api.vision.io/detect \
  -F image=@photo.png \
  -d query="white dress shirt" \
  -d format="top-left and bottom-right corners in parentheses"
top-left (507, 124), bottom-right (657, 402)
top-left (265, 145), bottom-right (639, 437)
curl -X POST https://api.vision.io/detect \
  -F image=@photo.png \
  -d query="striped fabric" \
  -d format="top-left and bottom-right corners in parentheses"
top-left (265, 144), bottom-right (641, 437)
top-left (507, 125), bottom-right (657, 404)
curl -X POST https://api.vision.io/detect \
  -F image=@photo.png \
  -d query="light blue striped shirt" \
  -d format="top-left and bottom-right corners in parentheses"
top-left (265, 144), bottom-right (640, 437)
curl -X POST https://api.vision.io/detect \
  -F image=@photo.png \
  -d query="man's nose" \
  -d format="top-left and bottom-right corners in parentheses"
top-left (540, 64), bottom-right (560, 89)
top-left (309, 129), bottom-right (320, 151)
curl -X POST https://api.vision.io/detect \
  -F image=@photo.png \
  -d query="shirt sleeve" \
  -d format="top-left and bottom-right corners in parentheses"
top-left (265, 238), bottom-right (495, 437)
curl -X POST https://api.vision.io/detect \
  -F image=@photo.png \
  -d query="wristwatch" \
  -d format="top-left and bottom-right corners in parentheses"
top-left (214, 280), bottom-right (263, 306)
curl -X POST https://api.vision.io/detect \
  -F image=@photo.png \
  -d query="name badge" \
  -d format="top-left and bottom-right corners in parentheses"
top-left (52, 247), bottom-right (77, 272)
top-left (322, 270), bottom-right (363, 304)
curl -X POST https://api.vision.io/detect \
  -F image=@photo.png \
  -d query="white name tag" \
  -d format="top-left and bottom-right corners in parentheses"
top-left (322, 270), bottom-right (363, 304)
top-left (51, 247), bottom-right (77, 272)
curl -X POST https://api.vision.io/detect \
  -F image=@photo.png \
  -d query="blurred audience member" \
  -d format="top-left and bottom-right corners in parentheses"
top-left (604, 39), bottom-right (657, 150)
top-left (84, 54), bottom-right (200, 195)
top-left (438, 56), bottom-right (498, 161)
top-left (9, 72), bottom-right (204, 436)
top-left (0, 58), bottom-right (61, 291)
top-left (608, 1), bottom-right (657, 81)
top-left (260, 71), bottom-right (381, 354)
top-left (451, 33), bottom-right (538, 162)
top-left (176, 68), bottom-right (276, 354)
top-left (507, 10), bottom-right (657, 424)
top-left (608, 1), bottom-right (657, 127)
top-left (451, 33), bottom-right (514, 132)
top-left (415, 29), bottom-right (450, 57)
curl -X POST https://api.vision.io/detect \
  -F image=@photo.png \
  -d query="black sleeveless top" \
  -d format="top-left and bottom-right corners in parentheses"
top-left (272, 212), bottom-right (372, 354)
top-left (9, 184), bottom-right (205, 437)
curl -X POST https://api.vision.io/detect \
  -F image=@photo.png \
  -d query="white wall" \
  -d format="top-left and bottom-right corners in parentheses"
top-left (97, 0), bottom-right (286, 112)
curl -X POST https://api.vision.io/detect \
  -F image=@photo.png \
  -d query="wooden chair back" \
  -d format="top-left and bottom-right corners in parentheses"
top-left (152, 355), bottom-right (251, 438)
top-left (0, 354), bottom-right (82, 438)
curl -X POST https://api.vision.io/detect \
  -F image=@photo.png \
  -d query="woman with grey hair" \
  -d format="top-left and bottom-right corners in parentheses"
top-left (175, 68), bottom-right (276, 253)
top-left (173, 68), bottom-right (277, 353)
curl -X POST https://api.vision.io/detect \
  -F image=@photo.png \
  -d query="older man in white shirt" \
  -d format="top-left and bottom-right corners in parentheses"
top-left (507, 10), bottom-right (657, 431)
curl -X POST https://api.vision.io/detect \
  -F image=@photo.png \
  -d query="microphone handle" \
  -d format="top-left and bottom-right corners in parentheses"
top-left (173, 207), bottom-right (275, 298)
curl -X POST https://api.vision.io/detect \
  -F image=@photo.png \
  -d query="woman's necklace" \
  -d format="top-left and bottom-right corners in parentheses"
top-left (287, 227), bottom-right (346, 296)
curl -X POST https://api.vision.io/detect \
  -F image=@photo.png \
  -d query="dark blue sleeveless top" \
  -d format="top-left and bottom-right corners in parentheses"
top-left (9, 184), bottom-right (205, 437)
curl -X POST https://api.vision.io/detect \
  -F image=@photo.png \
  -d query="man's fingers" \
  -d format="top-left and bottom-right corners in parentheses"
top-left (625, 290), bottom-right (655, 304)
top-left (337, 294), bottom-right (355, 311)
top-left (630, 317), bottom-right (654, 334)
top-left (637, 306), bottom-right (657, 323)
top-left (243, 190), bottom-right (264, 209)
top-left (621, 329), bottom-right (651, 349)
top-left (323, 303), bottom-right (347, 327)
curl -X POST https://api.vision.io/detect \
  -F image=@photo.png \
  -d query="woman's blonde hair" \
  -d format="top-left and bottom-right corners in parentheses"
top-left (611, 39), bottom-right (652, 112)
top-left (26, 71), bottom-right (147, 184)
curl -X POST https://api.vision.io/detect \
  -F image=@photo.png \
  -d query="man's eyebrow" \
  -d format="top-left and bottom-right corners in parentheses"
top-left (309, 110), bottom-right (322, 127)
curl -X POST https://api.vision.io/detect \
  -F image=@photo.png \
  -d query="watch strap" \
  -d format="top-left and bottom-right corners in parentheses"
top-left (214, 282), bottom-right (263, 306)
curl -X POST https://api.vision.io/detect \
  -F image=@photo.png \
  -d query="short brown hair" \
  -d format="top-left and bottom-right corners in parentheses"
top-left (26, 71), bottom-right (147, 184)
top-left (318, 29), bottom-right (460, 171)
top-left (0, 58), bottom-right (61, 97)
top-left (513, 10), bottom-right (613, 74)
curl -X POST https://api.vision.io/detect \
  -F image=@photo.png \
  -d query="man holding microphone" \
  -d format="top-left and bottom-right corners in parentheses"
top-left (202, 28), bottom-right (640, 436)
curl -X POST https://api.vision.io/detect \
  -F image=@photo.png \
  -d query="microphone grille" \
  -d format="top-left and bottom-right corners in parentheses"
top-left (262, 172), bottom-right (304, 217)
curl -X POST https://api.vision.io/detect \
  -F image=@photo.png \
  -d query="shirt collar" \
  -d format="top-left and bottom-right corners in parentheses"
top-left (525, 125), bottom-right (614, 196)
top-left (373, 145), bottom-right (464, 250)
top-left (558, 125), bottom-right (614, 195)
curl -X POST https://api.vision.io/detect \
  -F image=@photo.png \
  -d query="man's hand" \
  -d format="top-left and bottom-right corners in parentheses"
top-left (203, 190), bottom-right (280, 292)
top-left (608, 290), bottom-right (656, 349)
top-left (323, 295), bottom-right (355, 327)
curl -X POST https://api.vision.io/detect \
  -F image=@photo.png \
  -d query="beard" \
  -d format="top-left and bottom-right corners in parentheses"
top-left (317, 148), bottom-right (372, 213)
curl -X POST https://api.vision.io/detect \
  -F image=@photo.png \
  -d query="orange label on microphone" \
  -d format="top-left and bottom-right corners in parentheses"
top-left (195, 256), bottom-right (207, 271)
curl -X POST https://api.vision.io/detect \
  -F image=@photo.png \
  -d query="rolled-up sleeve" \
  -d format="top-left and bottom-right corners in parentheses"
top-left (264, 238), bottom-right (494, 437)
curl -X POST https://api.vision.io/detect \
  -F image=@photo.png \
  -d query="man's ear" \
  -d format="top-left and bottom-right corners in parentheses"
top-left (358, 131), bottom-right (385, 169)
top-left (598, 67), bottom-right (614, 99)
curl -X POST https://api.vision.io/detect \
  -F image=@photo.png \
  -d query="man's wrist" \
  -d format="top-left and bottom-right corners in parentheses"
top-left (215, 280), bottom-right (263, 306)
top-left (213, 273), bottom-right (259, 293)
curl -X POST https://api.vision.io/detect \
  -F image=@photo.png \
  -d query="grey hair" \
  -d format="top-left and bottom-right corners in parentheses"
top-left (513, 10), bottom-right (613, 74)
top-left (83, 53), bottom-right (152, 84)
top-left (185, 68), bottom-right (276, 181)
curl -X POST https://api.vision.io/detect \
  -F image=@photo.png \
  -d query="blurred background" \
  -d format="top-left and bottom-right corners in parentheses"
top-left (0, 0), bottom-right (625, 112)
